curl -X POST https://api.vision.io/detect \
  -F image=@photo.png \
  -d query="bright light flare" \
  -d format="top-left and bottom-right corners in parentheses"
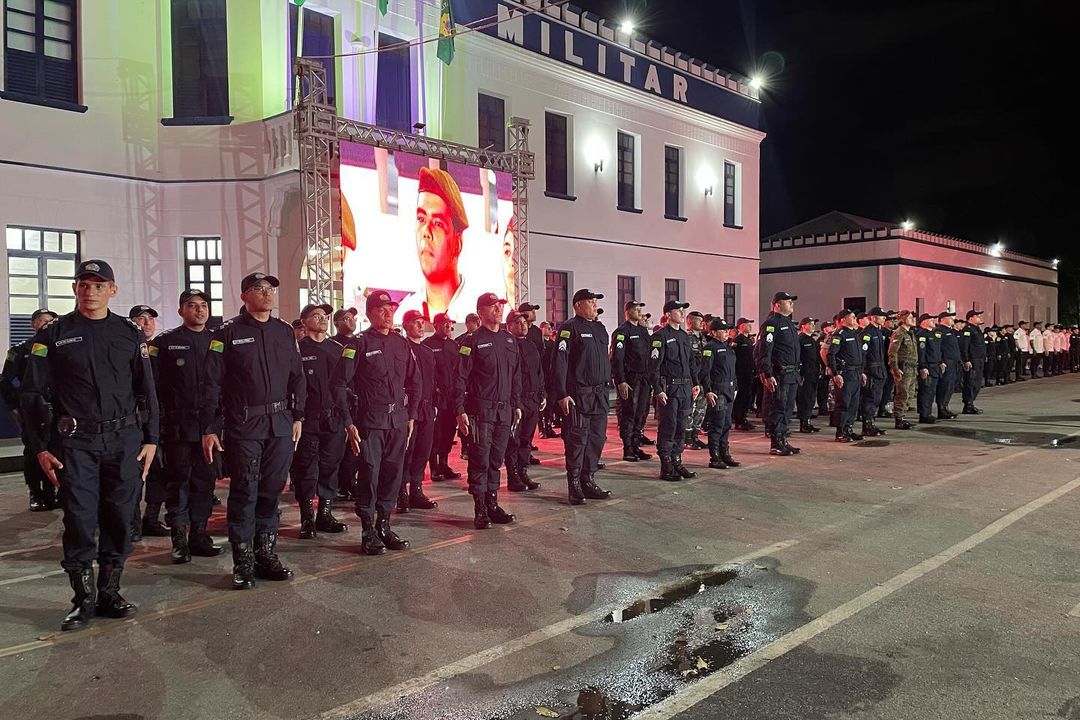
top-left (990, 242), bottom-right (1005, 257)
top-left (749, 76), bottom-right (764, 90)
top-left (620, 20), bottom-right (634, 34)
top-left (901, 220), bottom-right (914, 231)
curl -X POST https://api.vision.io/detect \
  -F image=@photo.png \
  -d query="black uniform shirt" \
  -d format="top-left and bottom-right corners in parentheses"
top-left (937, 324), bottom-right (961, 362)
top-left (700, 338), bottom-right (737, 402)
top-left (408, 339), bottom-right (437, 422)
top-left (610, 320), bottom-right (651, 384)
top-left (916, 327), bottom-right (944, 369)
top-left (861, 324), bottom-right (888, 378)
top-left (827, 326), bottom-right (866, 374)
top-left (150, 325), bottom-right (214, 442)
top-left (648, 324), bottom-right (694, 388)
top-left (552, 315), bottom-right (610, 412)
top-left (0, 336), bottom-right (34, 412)
top-left (798, 332), bottom-right (821, 380)
top-left (688, 330), bottom-right (705, 383)
top-left (753, 312), bottom-right (800, 378)
top-left (421, 334), bottom-right (459, 407)
top-left (517, 332), bottom-right (546, 409)
top-left (21, 311), bottom-right (159, 452)
top-left (201, 312), bottom-right (306, 439)
top-left (733, 333), bottom-right (755, 379)
top-left (454, 325), bottom-right (521, 422)
top-left (297, 336), bottom-right (346, 428)
top-left (333, 328), bottom-right (419, 431)
top-left (959, 325), bottom-right (987, 361)
top-left (526, 323), bottom-right (545, 359)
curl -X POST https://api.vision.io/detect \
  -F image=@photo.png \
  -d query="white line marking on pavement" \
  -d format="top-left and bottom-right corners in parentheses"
top-left (635, 472), bottom-right (1080, 720)
top-left (0, 569), bottom-right (64, 586)
top-left (314, 539), bottom-right (802, 720)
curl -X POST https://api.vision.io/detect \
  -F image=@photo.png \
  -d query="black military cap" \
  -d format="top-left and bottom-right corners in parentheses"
top-left (664, 300), bottom-right (690, 313)
top-left (300, 302), bottom-right (333, 319)
top-left (868, 307), bottom-right (887, 317)
top-left (965, 309), bottom-right (984, 320)
top-left (402, 309), bottom-right (425, 325)
top-left (885, 310), bottom-right (898, 319)
top-left (516, 302), bottom-right (540, 312)
top-left (709, 318), bottom-right (730, 331)
top-left (505, 310), bottom-right (525, 324)
top-left (573, 289), bottom-right (604, 303)
top-left (937, 311), bottom-right (956, 319)
top-left (918, 313), bottom-right (936, 323)
top-left (736, 317), bottom-right (754, 325)
top-left (31, 308), bottom-right (58, 321)
top-left (477, 292), bottom-right (509, 310)
top-left (75, 259), bottom-right (115, 282)
top-left (772, 291), bottom-right (798, 302)
top-left (687, 310), bottom-right (704, 319)
top-left (179, 289), bottom-right (211, 305)
top-left (241, 272), bottom-right (279, 292)
top-left (624, 300), bottom-right (645, 311)
top-left (128, 304), bottom-right (158, 319)
top-left (835, 309), bottom-right (855, 322)
top-left (1017, 320), bottom-right (1028, 326)
top-left (644, 313), bottom-right (652, 320)
top-left (799, 316), bottom-right (818, 325)
top-left (1001, 323), bottom-right (1014, 329)
top-left (366, 290), bottom-right (399, 313)
top-left (856, 312), bottom-right (867, 320)
top-left (332, 307), bottom-right (358, 322)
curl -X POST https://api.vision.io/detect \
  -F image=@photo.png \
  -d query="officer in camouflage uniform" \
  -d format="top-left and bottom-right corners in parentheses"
top-left (887, 309), bottom-right (918, 430)
top-left (683, 311), bottom-right (708, 450)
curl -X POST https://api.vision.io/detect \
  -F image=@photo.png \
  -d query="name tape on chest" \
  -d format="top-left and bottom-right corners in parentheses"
top-left (167, 345), bottom-right (191, 351)
top-left (232, 337), bottom-right (255, 345)
top-left (302, 355), bottom-right (317, 362)
top-left (55, 336), bottom-right (83, 348)
top-left (365, 349), bottom-right (382, 357)
top-left (478, 342), bottom-right (493, 349)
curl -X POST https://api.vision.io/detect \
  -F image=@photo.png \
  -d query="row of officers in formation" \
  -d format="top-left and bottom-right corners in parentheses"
top-left (2, 260), bottom-right (1078, 633)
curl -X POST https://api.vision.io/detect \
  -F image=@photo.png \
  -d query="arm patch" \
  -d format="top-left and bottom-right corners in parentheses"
top-left (459, 345), bottom-right (472, 356)
top-left (652, 340), bottom-right (662, 348)
top-left (559, 329), bottom-right (572, 338)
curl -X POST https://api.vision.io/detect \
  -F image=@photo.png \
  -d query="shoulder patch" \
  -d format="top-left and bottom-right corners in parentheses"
top-left (615, 334), bottom-right (625, 341)
top-left (148, 345), bottom-right (159, 357)
top-left (342, 347), bottom-right (356, 359)
top-left (703, 349), bottom-right (713, 357)
top-left (831, 338), bottom-right (841, 345)
top-left (765, 325), bottom-right (775, 332)
top-left (862, 335), bottom-right (870, 341)
top-left (31, 342), bottom-right (48, 357)
top-left (209, 340), bottom-right (225, 353)
top-left (652, 340), bottom-right (662, 347)
top-left (559, 329), bottom-right (572, 338)
top-left (459, 345), bottom-right (472, 356)
top-left (963, 331), bottom-right (971, 336)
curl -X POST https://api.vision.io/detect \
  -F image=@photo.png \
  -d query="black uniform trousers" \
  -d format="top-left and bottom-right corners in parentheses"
top-left (466, 420), bottom-right (511, 496)
top-left (878, 374), bottom-right (895, 415)
top-left (860, 368), bottom-right (886, 422)
top-left (506, 397), bottom-right (541, 471)
top-left (163, 440), bottom-right (216, 528)
top-left (732, 375), bottom-right (753, 425)
top-left (225, 435), bottom-right (294, 544)
top-left (139, 456), bottom-right (168, 505)
top-left (836, 370), bottom-right (863, 429)
top-left (796, 377), bottom-right (818, 421)
top-left (21, 427), bottom-right (53, 501)
top-left (337, 448), bottom-right (358, 498)
top-left (1014, 352), bottom-right (1025, 381)
top-left (961, 359), bottom-right (985, 405)
top-left (355, 426), bottom-right (408, 523)
top-left (291, 423), bottom-right (346, 503)
top-left (562, 408), bottom-right (606, 481)
top-left (429, 401), bottom-right (457, 469)
top-left (762, 371), bottom-right (798, 438)
top-left (704, 397), bottom-right (733, 446)
top-left (57, 427), bottom-right (142, 572)
top-left (404, 410), bottom-right (436, 495)
top-left (617, 372), bottom-right (652, 442)
top-left (936, 362), bottom-right (957, 411)
top-left (816, 375), bottom-right (830, 417)
top-left (1029, 353), bottom-right (1042, 378)
top-left (917, 371), bottom-right (940, 419)
top-left (657, 381), bottom-right (692, 458)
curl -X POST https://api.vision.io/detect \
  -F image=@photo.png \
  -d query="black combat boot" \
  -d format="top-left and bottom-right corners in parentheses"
top-left (188, 521), bottom-right (223, 557)
top-left (359, 516), bottom-right (386, 556)
top-left (918, 414), bottom-right (937, 424)
top-left (771, 434), bottom-right (796, 455)
top-left (61, 567), bottom-right (95, 631)
top-left (862, 421), bottom-right (881, 438)
top-left (408, 487), bottom-right (438, 509)
top-left (376, 512), bottom-right (410, 549)
top-left (688, 430), bottom-right (708, 450)
top-left (894, 414), bottom-right (914, 430)
top-left (581, 474), bottom-right (612, 499)
top-left (440, 461), bottom-right (462, 480)
top-left (430, 457), bottom-right (446, 482)
top-left (507, 464), bottom-right (528, 492)
top-left (633, 438), bottom-right (652, 460)
top-left (517, 466), bottom-right (540, 490)
top-left (567, 474), bottom-right (587, 504)
top-left (962, 404), bottom-right (982, 415)
top-left (299, 498), bottom-right (318, 538)
top-left (674, 454), bottom-right (697, 479)
top-left (485, 492), bottom-right (516, 524)
top-left (395, 487), bottom-right (410, 514)
top-left (639, 432), bottom-right (655, 446)
top-left (315, 498), bottom-right (349, 532)
top-left (95, 564), bottom-right (137, 619)
top-left (473, 494), bottom-right (493, 528)
top-left (622, 439), bottom-right (639, 462)
top-left (847, 425), bottom-right (864, 441)
top-left (720, 442), bottom-right (740, 468)
top-left (231, 541), bottom-right (256, 589)
top-left (170, 524), bottom-right (191, 564)
top-left (659, 454), bottom-right (679, 481)
top-left (130, 505), bottom-right (143, 543)
top-left (784, 435), bottom-right (802, 454)
top-left (800, 420), bottom-right (820, 433)
top-left (707, 435), bottom-right (728, 469)
top-left (253, 532), bottom-right (293, 581)
top-left (141, 502), bottom-right (169, 537)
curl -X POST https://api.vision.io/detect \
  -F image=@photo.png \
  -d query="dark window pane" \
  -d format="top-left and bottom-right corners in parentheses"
top-left (546, 270), bottom-right (568, 325)
top-left (171, 0), bottom-right (229, 117)
top-left (723, 161), bottom-right (737, 226)
top-left (545, 112), bottom-right (568, 195)
top-left (4, 0), bottom-right (78, 103)
top-left (665, 146), bottom-right (680, 217)
top-left (291, 7), bottom-right (336, 107)
top-left (664, 278), bottom-right (681, 306)
top-left (375, 33), bottom-right (411, 131)
top-left (724, 283), bottom-right (737, 325)
top-left (617, 275), bottom-right (636, 315)
top-left (617, 132), bottom-right (636, 209)
top-left (477, 93), bottom-right (505, 151)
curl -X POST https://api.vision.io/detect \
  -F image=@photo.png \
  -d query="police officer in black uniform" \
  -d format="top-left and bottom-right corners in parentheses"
top-left (858, 307), bottom-right (889, 437)
top-left (454, 292), bottom-right (521, 527)
top-left (334, 291), bottom-right (419, 554)
top-left (201, 272), bottom-right (305, 589)
top-left (291, 302), bottom-right (350, 538)
top-left (399, 309), bottom-right (440, 511)
top-left (915, 313), bottom-right (944, 423)
top-left (504, 309), bottom-right (544, 492)
top-left (827, 309), bottom-right (867, 442)
top-left (551, 289), bottom-right (612, 504)
top-left (611, 300), bottom-right (653, 462)
top-left (796, 316), bottom-right (821, 434)
top-left (877, 312), bottom-right (897, 419)
top-left (935, 311), bottom-right (960, 419)
top-left (1, 307), bottom-right (60, 511)
top-left (754, 292), bottom-right (802, 455)
top-left (128, 304), bottom-right (169, 540)
top-left (958, 309), bottom-right (987, 414)
top-left (731, 318), bottom-right (757, 431)
top-left (21, 260), bottom-right (159, 631)
top-left (149, 289), bottom-right (223, 563)
top-left (331, 307), bottom-right (359, 500)
top-left (648, 299), bottom-right (697, 481)
top-left (423, 312), bottom-right (461, 482)
top-left (700, 319), bottom-right (741, 469)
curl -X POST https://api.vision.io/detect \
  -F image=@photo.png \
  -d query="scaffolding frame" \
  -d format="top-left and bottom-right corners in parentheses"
top-left (295, 59), bottom-right (536, 307)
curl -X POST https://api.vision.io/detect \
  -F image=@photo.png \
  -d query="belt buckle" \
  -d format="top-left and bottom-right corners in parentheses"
top-left (388, 403), bottom-right (396, 413)
top-left (57, 416), bottom-right (77, 437)
top-left (241, 407), bottom-right (249, 423)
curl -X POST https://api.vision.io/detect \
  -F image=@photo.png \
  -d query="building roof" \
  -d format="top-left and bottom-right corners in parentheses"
top-left (763, 211), bottom-right (897, 242)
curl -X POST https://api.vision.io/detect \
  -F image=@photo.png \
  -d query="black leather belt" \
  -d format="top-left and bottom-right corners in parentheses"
top-left (57, 412), bottom-right (138, 437)
top-left (665, 378), bottom-right (692, 385)
top-left (242, 400), bottom-right (288, 422)
top-left (867, 362), bottom-right (884, 368)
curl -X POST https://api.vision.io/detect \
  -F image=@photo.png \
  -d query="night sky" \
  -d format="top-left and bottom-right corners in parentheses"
top-left (571, 0), bottom-right (1078, 315)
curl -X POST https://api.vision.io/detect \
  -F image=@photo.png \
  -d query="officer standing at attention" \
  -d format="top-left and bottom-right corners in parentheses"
top-left (958, 309), bottom-right (987, 414)
top-left (684, 311), bottom-right (708, 450)
top-left (334, 291), bottom-right (419, 555)
top-left (455, 313), bottom-right (481, 344)
top-left (1, 307), bottom-right (60, 511)
top-left (796, 316), bottom-right (821, 434)
top-left (754, 292), bottom-right (802, 455)
top-left (886, 309), bottom-right (919, 430)
top-left (827, 309), bottom-right (867, 443)
top-left (858, 307), bottom-right (889, 438)
top-left (648, 299), bottom-right (697, 481)
top-left (551, 289), bottom-right (612, 504)
top-left (291, 302), bottom-right (350, 538)
top-left (504, 310), bottom-right (544, 492)
top-left (454, 292), bottom-right (522, 526)
top-left (732, 318), bottom-right (757, 432)
top-left (611, 300), bottom-right (653, 462)
top-left (128, 305), bottom-right (169, 540)
top-left (331, 308), bottom-right (359, 500)
top-left (423, 313), bottom-right (462, 482)
top-left (876, 312), bottom-right (897, 420)
top-left (699, 319), bottom-right (741, 469)
top-left (935, 312), bottom-right (960, 419)
top-left (201, 272), bottom-right (305, 590)
top-left (399, 309), bottom-right (440, 511)
top-left (148, 289), bottom-right (224, 563)
top-left (915, 313), bottom-right (944, 424)
top-left (21, 260), bottom-right (158, 631)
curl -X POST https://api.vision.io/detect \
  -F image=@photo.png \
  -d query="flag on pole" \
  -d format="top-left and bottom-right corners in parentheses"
top-left (378, 0), bottom-right (388, 15)
top-left (436, 0), bottom-right (455, 65)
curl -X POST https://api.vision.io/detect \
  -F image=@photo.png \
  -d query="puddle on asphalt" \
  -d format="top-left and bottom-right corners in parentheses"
top-left (605, 569), bottom-right (738, 623)
top-left (854, 439), bottom-right (890, 447)
top-left (921, 425), bottom-right (1078, 448)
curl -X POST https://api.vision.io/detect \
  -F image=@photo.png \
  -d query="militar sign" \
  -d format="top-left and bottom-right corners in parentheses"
top-left (452, 0), bottom-right (762, 129)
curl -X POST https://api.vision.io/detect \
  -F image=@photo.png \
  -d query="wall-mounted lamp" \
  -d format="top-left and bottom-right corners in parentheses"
top-left (594, 159), bottom-right (604, 173)
top-left (704, 185), bottom-right (713, 197)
